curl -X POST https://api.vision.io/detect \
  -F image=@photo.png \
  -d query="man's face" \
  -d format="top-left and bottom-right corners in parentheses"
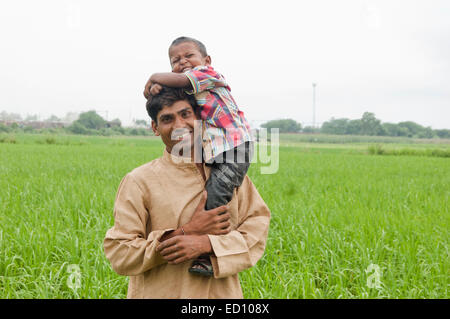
top-left (169, 42), bottom-right (211, 73)
top-left (151, 100), bottom-right (197, 154)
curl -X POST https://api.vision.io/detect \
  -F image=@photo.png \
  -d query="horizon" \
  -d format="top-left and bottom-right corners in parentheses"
top-left (1, 108), bottom-right (448, 131)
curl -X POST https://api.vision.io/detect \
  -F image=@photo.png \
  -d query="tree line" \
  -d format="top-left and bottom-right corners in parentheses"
top-left (0, 110), bottom-right (152, 136)
top-left (261, 112), bottom-right (450, 139)
top-left (2, 110), bottom-right (449, 139)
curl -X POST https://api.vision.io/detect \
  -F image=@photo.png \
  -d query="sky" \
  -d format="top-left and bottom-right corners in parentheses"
top-left (0, 0), bottom-right (449, 129)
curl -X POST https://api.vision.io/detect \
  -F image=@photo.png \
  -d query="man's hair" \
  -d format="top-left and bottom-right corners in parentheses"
top-left (146, 86), bottom-right (199, 123)
top-left (169, 36), bottom-right (208, 57)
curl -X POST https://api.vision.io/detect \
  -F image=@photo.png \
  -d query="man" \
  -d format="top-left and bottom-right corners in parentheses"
top-left (103, 87), bottom-right (270, 298)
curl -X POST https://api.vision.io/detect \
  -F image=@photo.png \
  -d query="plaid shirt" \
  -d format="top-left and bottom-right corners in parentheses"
top-left (184, 65), bottom-right (252, 162)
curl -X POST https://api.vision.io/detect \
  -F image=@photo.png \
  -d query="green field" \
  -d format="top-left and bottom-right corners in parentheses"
top-left (0, 133), bottom-right (449, 298)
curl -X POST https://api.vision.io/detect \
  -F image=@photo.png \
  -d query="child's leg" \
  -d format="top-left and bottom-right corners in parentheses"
top-left (189, 162), bottom-right (250, 277)
top-left (189, 143), bottom-right (252, 277)
top-left (205, 142), bottom-right (253, 209)
top-left (205, 161), bottom-right (250, 210)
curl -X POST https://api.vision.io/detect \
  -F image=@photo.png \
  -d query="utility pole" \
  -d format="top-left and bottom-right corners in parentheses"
top-left (312, 83), bottom-right (317, 129)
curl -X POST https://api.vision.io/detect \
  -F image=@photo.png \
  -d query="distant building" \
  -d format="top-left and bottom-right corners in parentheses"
top-left (0, 120), bottom-right (67, 129)
top-left (105, 120), bottom-right (121, 128)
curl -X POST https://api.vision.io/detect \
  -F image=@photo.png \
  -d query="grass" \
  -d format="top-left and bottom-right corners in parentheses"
top-left (368, 144), bottom-right (450, 158)
top-left (242, 146), bottom-right (449, 298)
top-left (0, 133), bottom-right (448, 298)
top-left (278, 133), bottom-right (450, 146)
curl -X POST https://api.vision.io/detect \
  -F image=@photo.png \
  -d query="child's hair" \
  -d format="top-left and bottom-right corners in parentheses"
top-left (146, 86), bottom-right (199, 123)
top-left (169, 36), bottom-right (208, 57)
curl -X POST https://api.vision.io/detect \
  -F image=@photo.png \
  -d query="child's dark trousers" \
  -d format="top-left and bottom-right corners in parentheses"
top-left (205, 142), bottom-right (253, 210)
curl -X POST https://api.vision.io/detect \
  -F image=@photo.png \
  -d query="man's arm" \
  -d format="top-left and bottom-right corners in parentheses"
top-left (104, 180), bottom-right (231, 274)
top-left (103, 173), bottom-right (171, 276)
top-left (156, 234), bottom-right (212, 264)
top-left (157, 191), bottom-right (231, 264)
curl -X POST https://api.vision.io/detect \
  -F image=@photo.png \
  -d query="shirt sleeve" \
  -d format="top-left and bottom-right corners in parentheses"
top-left (103, 173), bottom-right (172, 276)
top-left (184, 66), bottom-right (228, 94)
top-left (207, 176), bottom-right (271, 278)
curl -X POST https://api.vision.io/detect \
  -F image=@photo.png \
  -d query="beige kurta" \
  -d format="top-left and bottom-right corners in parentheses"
top-left (103, 149), bottom-right (270, 299)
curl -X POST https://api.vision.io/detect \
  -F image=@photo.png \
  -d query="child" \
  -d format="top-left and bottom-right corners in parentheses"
top-left (144, 36), bottom-right (253, 276)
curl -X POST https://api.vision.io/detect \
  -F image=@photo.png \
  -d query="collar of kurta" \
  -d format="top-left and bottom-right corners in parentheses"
top-left (162, 148), bottom-right (199, 167)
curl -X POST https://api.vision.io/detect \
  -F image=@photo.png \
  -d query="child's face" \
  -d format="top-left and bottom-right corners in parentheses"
top-left (169, 42), bottom-right (211, 73)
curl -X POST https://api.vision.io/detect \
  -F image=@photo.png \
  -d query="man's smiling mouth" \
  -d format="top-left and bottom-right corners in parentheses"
top-left (172, 128), bottom-right (193, 141)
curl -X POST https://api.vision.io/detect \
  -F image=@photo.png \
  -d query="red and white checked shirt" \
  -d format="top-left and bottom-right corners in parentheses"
top-left (184, 65), bottom-right (253, 162)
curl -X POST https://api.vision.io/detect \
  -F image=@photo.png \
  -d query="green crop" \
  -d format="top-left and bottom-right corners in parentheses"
top-left (1, 134), bottom-right (448, 298)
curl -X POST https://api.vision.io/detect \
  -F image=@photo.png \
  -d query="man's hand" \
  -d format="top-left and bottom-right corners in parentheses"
top-left (183, 191), bottom-right (231, 236)
top-left (156, 234), bottom-right (212, 265)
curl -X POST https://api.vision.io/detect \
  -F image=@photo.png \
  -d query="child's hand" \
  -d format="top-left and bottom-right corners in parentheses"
top-left (143, 78), bottom-right (163, 99)
top-left (143, 78), bottom-right (154, 99)
top-left (150, 83), bottom-right (163, 96)
top-left (144, 80), bottom-right (151, 99)
top-left (144, 72), bottom-right (191, 99)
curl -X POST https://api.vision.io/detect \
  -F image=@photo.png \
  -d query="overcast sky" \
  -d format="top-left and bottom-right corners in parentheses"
top-left (0, 0), bottom-right (449, 128)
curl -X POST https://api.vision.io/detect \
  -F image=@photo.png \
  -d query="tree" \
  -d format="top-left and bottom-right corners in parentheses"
top-left (321, 118), bottom-right (349, 135)
top-left (382, 123), bottom-right (401, 137)
top-left (75, 111), bottom-right (106, 130)
top-left (417, 127), bottom-right (435, 139)
top-left (0, 124), bottom-right (11, 133)
top-left (397, 121), bottom-right (425, 137)
top-left (111, 126), bottom-right (125, 135)
top-left (67, 121), bottom-right (90, 135)
top-left (346, 119), bottom-right (362, 135)
top-left (261, 119), bottom-right (302, 133)
top-left (435, 129), bottom-right (450, 139)
top-left (134, 119), bottom-right (149, 127)
top-left (302, 126), bottom-right (320, 133)
top-left (397, 126), bottom-right (410, 137)
top-left (360, 112), bottom-right (383, 136)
